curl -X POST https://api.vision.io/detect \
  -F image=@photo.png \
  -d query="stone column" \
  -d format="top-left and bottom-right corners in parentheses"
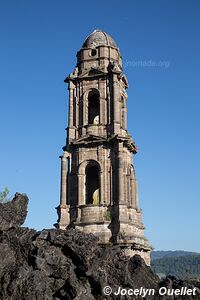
top-left (113, 75), bottom-right (119, 122)
top-left (131, 178), bottom-right (139, 209)
top-left (127, 173), bottom-right (131, 206)
top-left (100, 171), bottom-right (103, 205)
top-left (60, 152), bottom-right (70, 206)
top-left (118, 151), bottom-right (125, 204)
top-left (134, 179), bottom-right (139, 208)
top-left (66, 155), bottom-right (71, 205)
top-left (68, 81), bottom-right (76, 143)
top-left (99, 80), bottom-right (103, 124)
top-left (110, 165), bottom-right (113, 205)
top-left (124, 107), bottom-right (127, 129)
top-left (113, 74), bottom-right (120, 123)
top-left (57, 152), bottom-right (70, 229)
top-left (68, 81), bottom-right (74, 128)
top-left (82, 84), bottom-right (87, 127)
top-left (130, 177), bottom-right (135, 208)
top-left (107, 87), bottom-right (111, 124)
top-left (60, 154), bottom-right (67, 206)
top-left (105, 156), bottom-right (111, 206)
top-left (78, 173), bottom-right (85, 205)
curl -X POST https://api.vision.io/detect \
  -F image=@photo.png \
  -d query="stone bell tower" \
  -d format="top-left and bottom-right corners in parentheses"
top-left (56, 30), bottom-right (152, 264)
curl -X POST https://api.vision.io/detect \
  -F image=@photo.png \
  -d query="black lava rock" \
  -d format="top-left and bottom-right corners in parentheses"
top-left (0, 193), bottom-right (199, 300)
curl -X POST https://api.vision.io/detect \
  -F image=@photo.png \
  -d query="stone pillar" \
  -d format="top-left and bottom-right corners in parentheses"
top-left (134, 179), bottom-right (139, 208)
top-left (113, 74), bottom-right (120, 123)
top-left (67, 155), bottom-right (71, 205)
top-left (99, 81), bottom-right (103, 124)
top-left (67, 81), bottom-right (76, 143)
top-left (131, 178), bottom-right (139, 209)
top-left (105, 156), bottom-right (111, 206)
top-left (107, 87), bottom-right (111, 124)
top-left (127, 173), bottom-right (131, 206)
top-left (110, 165), bottom-right (113, 205)
top-left (130, 177), bottom-right (135, 208)
top-left (60, 154), bottom-right (67, 206)
top-left (124, 107), bottom-right (127, 129)
top-left (78, 174), bottom-right (85, 205)
top-left (118, 151), bottom-right (125, 204)
top-left (100, 171), bottom-right (103, 204)
top-left (58, 152), bottom-right (70, 229)
top-left (68, 81), bottom-right (74, 128)
top-left (82, 84), bottom-right (88, 127)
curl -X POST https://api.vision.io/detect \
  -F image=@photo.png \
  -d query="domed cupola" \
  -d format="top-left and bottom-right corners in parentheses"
top-left (82, 29), bottom-right (117, 48)
top-left (76, 29), bottom-right (122, 74)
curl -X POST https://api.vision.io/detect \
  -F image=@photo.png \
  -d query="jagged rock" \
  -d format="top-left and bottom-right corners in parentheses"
top-left (0, 193), bottom-right (199, 299)
top-left (0, 192), bottom-right (28, 230)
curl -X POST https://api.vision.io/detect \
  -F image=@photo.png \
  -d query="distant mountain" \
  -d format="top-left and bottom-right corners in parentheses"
top-left (151, 253), bottom-right (200, 280)
top-left (151, 250), bottom-right (199, 261)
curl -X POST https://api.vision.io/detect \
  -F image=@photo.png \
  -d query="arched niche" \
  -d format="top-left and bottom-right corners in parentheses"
top-left (78, 160), bottom-right (101, 205)
top-left (88, 89), bottom-right (100, 124)
top-left (86, 163), bottom-right (100, 204)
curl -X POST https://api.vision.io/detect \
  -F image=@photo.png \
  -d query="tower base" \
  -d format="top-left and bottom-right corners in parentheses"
top-left (56, 204), bottom-right (152, 265)
top-left (70, 223), bottom-right (151, 265)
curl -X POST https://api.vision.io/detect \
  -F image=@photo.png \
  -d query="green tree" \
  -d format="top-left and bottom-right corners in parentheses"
top-left (0, 187), bottom-right (10, 203)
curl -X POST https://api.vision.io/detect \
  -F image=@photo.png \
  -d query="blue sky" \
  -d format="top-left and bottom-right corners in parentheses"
top-left (0, 0), bottom-right (200, 252)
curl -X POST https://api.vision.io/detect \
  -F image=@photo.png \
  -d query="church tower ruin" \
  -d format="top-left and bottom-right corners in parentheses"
top-left (56, 30), bottom-right (152, 264)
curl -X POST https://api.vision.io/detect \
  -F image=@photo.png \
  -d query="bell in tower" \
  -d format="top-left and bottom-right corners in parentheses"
top-left (56, 30), bottom-right (152, 265)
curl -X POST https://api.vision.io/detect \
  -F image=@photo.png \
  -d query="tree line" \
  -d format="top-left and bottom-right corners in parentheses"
top-left (151, 254), bottom-right (200, 280)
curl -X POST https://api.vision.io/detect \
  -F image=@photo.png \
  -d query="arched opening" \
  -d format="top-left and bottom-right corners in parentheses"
top-left (86, 163), bottom-right (100, 205)
top-left (88, 90), bottom-right (100, 124)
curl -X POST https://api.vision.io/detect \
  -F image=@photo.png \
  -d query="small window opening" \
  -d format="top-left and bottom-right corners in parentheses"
top-left (91, 49), bottom-right (97, 56)
top-left (88, 90), bottom-right (100, 124)
top-left (86, 164), bottom-right (100, 205)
